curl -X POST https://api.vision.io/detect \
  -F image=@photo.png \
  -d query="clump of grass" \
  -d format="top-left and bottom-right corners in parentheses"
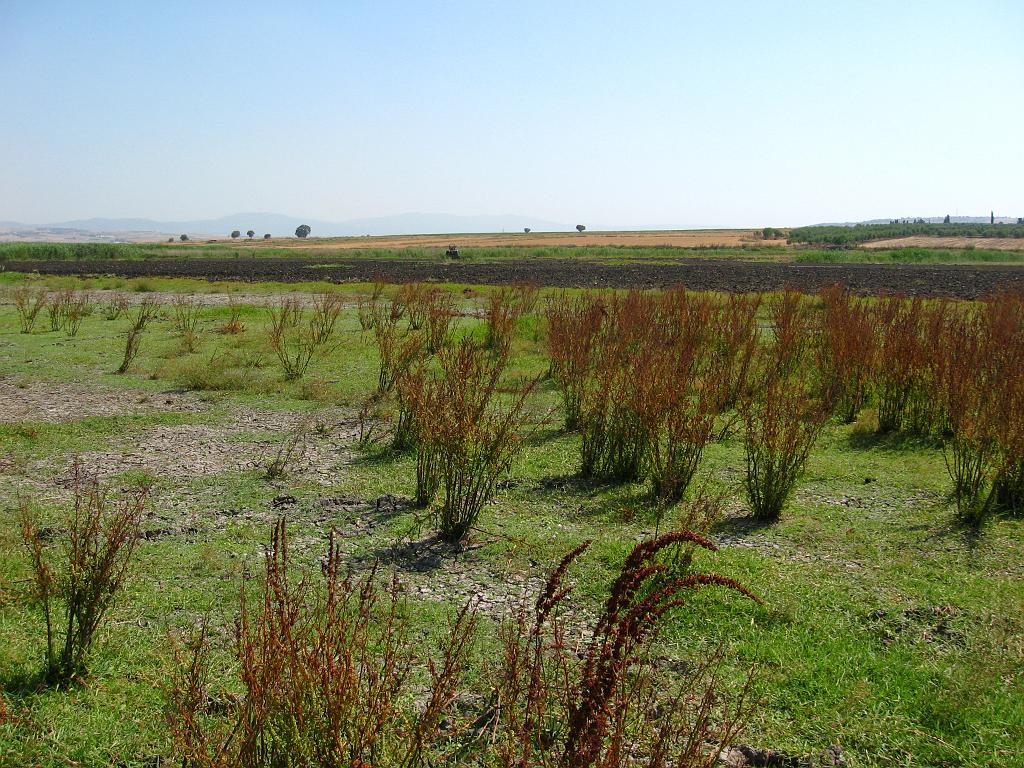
top-left (218, 294), bottom-right (245, 334)
top-left (17, 461), bottom-right (150, 686)
top-left (264, 417), bottom-right (313, 479)
top-left (356, 279), bottom-right (387, 331)
top-left (166, 352), bottom-right (257, 392)
top-left (102, 292), bottom-right (131, 321)
top-left (171, 294), bottom-right (202, 351)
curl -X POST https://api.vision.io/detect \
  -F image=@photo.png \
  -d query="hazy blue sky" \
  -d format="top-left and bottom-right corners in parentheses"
top-left (1, 0), bottom-right (1021, 228)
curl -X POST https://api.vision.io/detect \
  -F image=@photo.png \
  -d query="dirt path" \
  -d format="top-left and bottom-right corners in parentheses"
top-left (8, 257), bottom-right (1024, 298)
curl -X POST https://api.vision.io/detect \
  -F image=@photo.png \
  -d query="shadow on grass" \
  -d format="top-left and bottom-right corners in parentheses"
top-left (711, 513), bottom-right (778, 539)
top-left (532, 473), bottom-right (606, 495)
top-left (528, 472), bottom-right (660, 524)
top-left (847, 428), bottom-right (941, 452)
top-left (0, 666), bottom-right (57, 698)
top-left (347, 444), bottom-right (409, 469)
top-left (523, 423), bottom-right (571, 447)
top-left (360, 531), bottom-right (477, 575)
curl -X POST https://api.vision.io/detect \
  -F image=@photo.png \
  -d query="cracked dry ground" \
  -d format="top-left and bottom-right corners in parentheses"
top-left (0, 378), bottom-right (558, 625)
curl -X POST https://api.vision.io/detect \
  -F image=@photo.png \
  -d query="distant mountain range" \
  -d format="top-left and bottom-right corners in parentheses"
top-left (0, 212), bottom-right (569, 241)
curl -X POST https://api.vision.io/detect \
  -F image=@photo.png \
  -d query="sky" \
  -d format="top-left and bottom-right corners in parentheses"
top-left (1, 0), bottom-right (1022, 229)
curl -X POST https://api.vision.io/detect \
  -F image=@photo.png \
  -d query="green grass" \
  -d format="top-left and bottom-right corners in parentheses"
top-left (1, 279), bottom-right (1022, 766)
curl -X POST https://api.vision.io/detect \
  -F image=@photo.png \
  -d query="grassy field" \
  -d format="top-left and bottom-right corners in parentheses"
top-left (4, 239), bottom-right (1024, 266)
top-left (1, 274), bottom-right (1022, 767)
top-left (792, 247), bottom-right (1024, 265)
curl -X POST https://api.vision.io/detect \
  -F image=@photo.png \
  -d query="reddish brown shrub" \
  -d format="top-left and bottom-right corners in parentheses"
top-left (739, 363), bottom-right (830, 521)
top-left (484, 283), bottom-right (538, 356)
top-left (424, 288), bottom-right (457, 353)
top-left (492, 535), bottom-right (757, 768)
top-left (373, 312), bottom-right (425, 393)
top-left (103, 292), bottom-right (131, 322)
top-left (939, 291), bottom-right (1024, 522)
top-left (18, 461), bottom-right (150, 685)
top-left (219, 294), bottom-right (245, 334)
top-left (116, 296), bottom-right (159, 374)
top-left (414, 339), bottom-right (538, 541)
top-left (578, 291), bottom-right (660, 482)
top-left (10, 285), bottom-right (48, 333)
top-left (166, 519), bottom-right (478, 767)
top-left (817, 284), bottom-right (875, 423)
top-left (767, 288), bottom-right (812, 377)
top-left (872, 296), bottom-right (924, 433)
top-left (708, 293), bottom-right (761, 415)
top-left (545, 292), bottom-right (606, 429)
top-left (397, 281), bottom-right (429, 330)
top-left (356, 279), bottom-right (387, 331)
top-left (646, 291), bottom-right (723, 504)
top-left (266, 293), bottom-right (343, 380)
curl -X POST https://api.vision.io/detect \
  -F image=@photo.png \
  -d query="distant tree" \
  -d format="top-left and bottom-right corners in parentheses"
top-left (247, 230), bottom-right (255, 239)
top-left (167, 237), bottom-right (175, 243)
top-left (1018, 218), bottom-right (1023, 225)
top-left (231, 230), bottom-right (241, 239)
top-left (575, 224), bottom-right (586, 233)
top-left (180, 234), bottom-right (189, 242)
top-left (943, 214), bottom-right (950, 224)
top-left (991, 211), bottom-right (995, 225)
top-left (523, 227), bottom-right (531, 234)
top-left (295, 224), bottom-right (312, 238)
top-left (264, 233), bottom-right (272, 239)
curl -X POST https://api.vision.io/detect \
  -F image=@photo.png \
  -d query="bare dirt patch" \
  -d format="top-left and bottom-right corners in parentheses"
top-left (61, 407), bottom-right (356, 483)
top-left (0, 377), bottom-right (205, 424)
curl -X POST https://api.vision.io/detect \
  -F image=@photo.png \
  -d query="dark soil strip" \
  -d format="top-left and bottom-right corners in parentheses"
top-left (6, 257), bottom-right (1024, 298)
